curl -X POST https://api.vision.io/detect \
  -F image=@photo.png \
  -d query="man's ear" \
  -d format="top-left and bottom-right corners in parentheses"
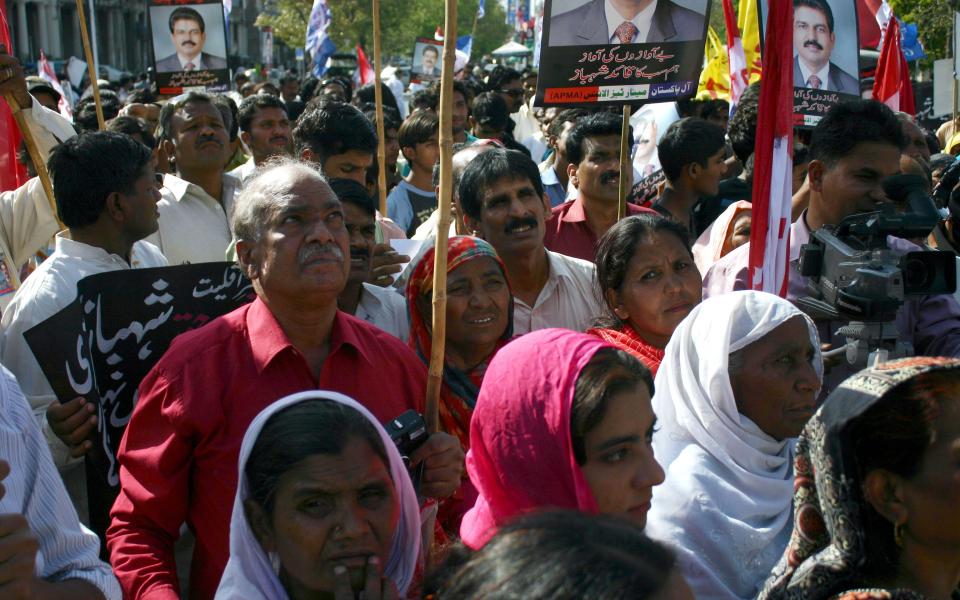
top-left (400, 145), bottom-right (415, 163)
top-left (104, 191), bottom-right (128, 225)
top-left (462, 212), bottom-right (481, 237)
top-left (687, 161), bottom-right (703, 180)
top-left (566, 162), bottom-right (579, 186)
top-left (235, 239), bottom-right (262, 280)
top-left (541, 193), bottom-right (551, 214)
top-left (862, 468), bottom-right (909, 528)
top-left (162, 139), bottom-right (176, 163)
top-left (300, 147), bottom-right (316, 164)
top-left (807, 159), bottom-right (827, 194)
top-left (243, 499), bottom-right (275, 553)
top-left (239, 130), bottom-right (252, 151)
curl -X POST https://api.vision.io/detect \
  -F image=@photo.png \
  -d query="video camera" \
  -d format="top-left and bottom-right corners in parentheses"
top-left (796, 174), bottom-right (956, 367)
top-left (385, 410), bottom-right (428, 495)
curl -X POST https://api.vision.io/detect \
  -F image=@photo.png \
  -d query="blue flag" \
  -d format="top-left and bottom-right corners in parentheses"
top-left (901, 22), bottom-right (926, 62)
top-left (478, 0), bottom-right (485, 19)
top-left (305, 0), bottom-right (337, 77)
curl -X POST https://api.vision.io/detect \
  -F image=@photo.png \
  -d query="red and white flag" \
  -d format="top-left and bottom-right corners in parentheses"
top-left (0, 4), bottom-right (27, 192)
top-left (354, 45), bottom-right (375, 88)
top-left (872, 18), bottom-right (915, 114)
top-left (748, 0), bottom-right (793, 296)
top-left (434, 26), bottom-right (444, 41)
top-left (722, 0), bottom-right (749, 115)
top-left (38, 50), bottom-right (72, 121)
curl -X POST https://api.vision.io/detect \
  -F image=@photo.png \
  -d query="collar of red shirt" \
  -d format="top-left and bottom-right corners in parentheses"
top-left (558, 196), bottom-right (588, 224)
top-left (245, 297), bottom-right (374, 374)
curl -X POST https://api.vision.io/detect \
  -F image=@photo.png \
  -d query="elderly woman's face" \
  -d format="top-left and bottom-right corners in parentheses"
top-left (258, 437), bottom-right (400, 595)
top-left (606, 232), bottom-right (702, 348)
top-left (442, 256), bottom-right (510, 370)
top-left (728, 316), bottom-right (819, 440)
top-left (727, 211), bottom-right (752, 252)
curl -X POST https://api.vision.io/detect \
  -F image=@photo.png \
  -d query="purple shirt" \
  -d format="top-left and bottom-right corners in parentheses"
top-left (703, 214), bottom-right (960, 392)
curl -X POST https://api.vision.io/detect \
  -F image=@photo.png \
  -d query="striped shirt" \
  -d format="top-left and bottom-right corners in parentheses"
top-left (0, 366), bottom-right (120, 598)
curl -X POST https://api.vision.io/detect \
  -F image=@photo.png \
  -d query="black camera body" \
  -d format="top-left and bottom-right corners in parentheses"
top-left (385, 410), bottom-right (428, 494)
top-left (798, 174), bottom-right (956, 323)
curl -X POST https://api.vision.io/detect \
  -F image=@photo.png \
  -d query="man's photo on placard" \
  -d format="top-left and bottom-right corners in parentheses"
top-left (547, 0), bottom-right (707, 47)
top-left (150, 4), bottom-right (227, 73)
top-left (790, 0), bottom-right (859, 94)
top-left (411, 40), bottom-right (443, 79)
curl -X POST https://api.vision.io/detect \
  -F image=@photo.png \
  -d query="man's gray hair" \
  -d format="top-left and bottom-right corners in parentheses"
top-left (232, 158), bottom-right (329, 243)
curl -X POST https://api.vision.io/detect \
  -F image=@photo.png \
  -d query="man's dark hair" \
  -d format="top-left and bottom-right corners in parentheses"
top-left (700, 98), bottom-right (730, 123)
top-left (168, 7), bottom-right (205, 33)
top-left (422, 45), bottom-right (439, 58)
top-left (794, 0), bottom-right (834, 33)
top-left (212, 94), bottom-right (239, 142)
top-left (329, 178), bottom-right (376, 216)
top-left (547, 108), bottom-right (588, 140)
top-left (429, 79), bottom-right (469, 106)
top-left (487, 66), bottom-right (521, 92)
top-left (809, 99), bottom-right (906, 165)
top-left (353, 82), bottom-right (401, 116)
top-left (472, 92), bottom-right (510, 133)
top-left (125, 89), bottom-right (157, 106)
top-left (363, 107), bottom-right (402, 133)
top-left (565, 111), bottom-right (630, 166)
top-left (107, 116), bottom-right (157, 149)
top-left (279, 74), bottom-right (299, 87)
top-left (75, 93), bottom-right (121, 133)
top-left (399, 110), bottom-right (439, 151)
top-left (657, 117), bottom-right (727, 182)
top-left (48, 132), bottom-right (152, 228)
top-left (156, 91), bottom-right (216, 143)
top-left (432, 141), bottom-right (473, 187)
top-left (411, 89), bottom-right (438, 112)
top-left (728, 82), bottom-right (761, 164)
top-left (458, 148), bottom-right (544, 221)
top-left (237, 94), bottom-right (287, 133)
top-left (293, 100), bottom-right (377, 162)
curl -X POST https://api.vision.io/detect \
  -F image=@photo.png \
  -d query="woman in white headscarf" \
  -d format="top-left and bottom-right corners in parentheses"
top-left (216, 391), bottom-right (421, 599)
top-left (645, 290), bottom-right (823, 600)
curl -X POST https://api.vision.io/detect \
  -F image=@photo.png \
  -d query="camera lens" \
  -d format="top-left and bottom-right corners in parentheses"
top-left (902, 257), bottom-right (932, 290)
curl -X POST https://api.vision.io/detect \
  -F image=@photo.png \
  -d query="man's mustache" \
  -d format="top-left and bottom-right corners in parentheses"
top-left (803, 40), bottom-right (823, 51)
top-left (195, 135), bottom-right (223, 149)
top-left (300, 243), bottom-right (344, 264)
top-left (504, 216), bottom-right (538, 234)
top-left (600, 171), bottom-right (620, 185)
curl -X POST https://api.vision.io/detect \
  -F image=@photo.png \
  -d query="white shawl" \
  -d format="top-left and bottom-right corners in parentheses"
top-left (215, 391), bottom-right (422, 599)
top-left (646, 291), bottom-right (822, 600)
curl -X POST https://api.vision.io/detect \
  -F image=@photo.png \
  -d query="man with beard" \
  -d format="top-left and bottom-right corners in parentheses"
top-left (155, 7), bottom-right (226, 73)
top-left (544, 112), bottom-right (655, 262)
top-left (147, 92), bottom-right (240, 264)
top-left (332, 178), bottom-right (409, 340)
top-left (459, 148), bottom-right (602, 334)
top-left (793, 0), bottom-right (858, 94)
top-left (229, 94), bottom-right (293, 186)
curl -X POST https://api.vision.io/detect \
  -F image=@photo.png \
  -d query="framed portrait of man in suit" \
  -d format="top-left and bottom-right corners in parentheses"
top-left (149, 0), bottom-right (230, 95)
top-left (548, 0), bottom-right (708, 47)
top-left (411, 39), bottom-right (444, 82)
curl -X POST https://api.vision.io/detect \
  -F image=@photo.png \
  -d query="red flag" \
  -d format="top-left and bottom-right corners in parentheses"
top-left (872, 19), bottom-right (915, 114)
top-left (354, 45), bottom-right (375, 88)
top-left (722, 0), bottom-right (749, 114)
top-left (434, 26), bottom-right (444, 41)
top-left (38, 50), bottom-right (73, 121)
top-left (0, 5), bottom-right (27, 192)
top-left (747, 0), bottom-right (793, 296)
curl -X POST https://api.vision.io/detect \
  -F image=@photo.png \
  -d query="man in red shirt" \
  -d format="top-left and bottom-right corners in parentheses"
top-left (107, 160), bottom-right (464, 600)
top-left (544, 112), bottom-right (655, 262)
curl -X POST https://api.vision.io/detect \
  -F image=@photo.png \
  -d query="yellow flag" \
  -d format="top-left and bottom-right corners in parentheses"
top-left (738, 0), bottom-right (763, 83)
top-left (697, 27), bottom-right (730, 100)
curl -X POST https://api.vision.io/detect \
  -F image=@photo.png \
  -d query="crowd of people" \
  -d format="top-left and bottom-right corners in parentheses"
top-left (0, 39), bottom-right (959, 600)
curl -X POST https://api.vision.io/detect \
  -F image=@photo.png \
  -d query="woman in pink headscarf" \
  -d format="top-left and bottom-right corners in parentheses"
top-left (692, 200), bottom-right (752, 275)
top-left (460, 328), bottom-right (665, 549)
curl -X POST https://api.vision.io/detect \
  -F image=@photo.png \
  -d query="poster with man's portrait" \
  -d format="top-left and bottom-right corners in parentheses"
top-left (148, 0), bottom-right (230, 95)
top-left (760, 0), bottom-right (860, 127)
top-left (411, 38), bottom-right (444, 82)
top-left (535, 0), bottom-right (710, 107)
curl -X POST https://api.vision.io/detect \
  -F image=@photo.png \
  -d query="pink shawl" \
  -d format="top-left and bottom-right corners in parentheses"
top-left (460, 328), bottom-right (610, 549)
top-left (693, 200), bottom-right (752, 275)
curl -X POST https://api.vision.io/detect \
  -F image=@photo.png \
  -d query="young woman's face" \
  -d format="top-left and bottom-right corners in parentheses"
top-left (579, 383), bottom-right (664, 529)
top-left (249, 437), bottom-right (400, 597)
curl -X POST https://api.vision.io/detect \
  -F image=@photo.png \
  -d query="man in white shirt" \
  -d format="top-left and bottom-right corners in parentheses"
top-left (228, 94), bottom-right (293, 187)
top-left (148, 92), bottom-right (239, 264)
top-left (459, 148), bottom-right (602, 334)
top-left (0, 132), bottom-right (167, 514)
top-left (332, 178), bottom-right (409, 340)
top-left (0, 366), bottom-right (120, 599)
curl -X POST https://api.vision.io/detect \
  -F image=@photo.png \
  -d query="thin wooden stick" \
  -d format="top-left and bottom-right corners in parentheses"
top-left (618, 104), bottom-right (630, 220)
top-left (372, 0), bottom-right (388, 216)
top-left (76, 0), bottom-right (104, 130)
top-left (425, 0), bottom-right (458, 434)
top-left (3, 94), bottom-right (65, 236)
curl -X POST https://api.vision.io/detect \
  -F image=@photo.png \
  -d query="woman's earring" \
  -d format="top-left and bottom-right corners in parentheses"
top-left (894, 522), bottom-right (905, 548)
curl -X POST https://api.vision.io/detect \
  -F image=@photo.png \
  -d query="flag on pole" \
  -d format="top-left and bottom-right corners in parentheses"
top-left (872, 18), bottom-right (915, 114)
top-left (697, 27), bottom-right (730, 100)
top-left (737, 0), bottom-right (762, 83)
top-left (38, 51), bottom-right (73, 121)
top-left (457, 35), bottom-right (473, 61)
top-left (0, 4), bottom-right (27, 192)
top-left (305, 0), bottom-right (336, 77)
top-left (354, 45), bottom-right (375, 88)
top-left (723, 0), bottom-right (749, 116)
top-left (435, 26), bottom-right (444, 41)
top-left (223, 0), bottom-right (232, 51)
top-left (747, 0), bottom-right (793, 296)
top-left (477, 0), bottom-right (485, 19)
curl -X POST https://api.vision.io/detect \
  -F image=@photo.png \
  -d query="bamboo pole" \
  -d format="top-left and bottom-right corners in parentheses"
top-left (372, 0), bottom-right (388, 216)
top-left (617, 104), bottom-right (630, 220)
top-left (76, 0), bottom-right (105, 130)
top-left (3, 94), bottom-right (65, 236)
top-left (425, 0), bottom-right (458, 434)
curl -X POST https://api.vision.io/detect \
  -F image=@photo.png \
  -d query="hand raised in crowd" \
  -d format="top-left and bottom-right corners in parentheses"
top-left (331, 556), bottom-right (398, 600)
top-left (409, 432), bottom-right (464, 499)
top-left (46, 397), bottom-right (98, 458)
top-left (0, 44), bottom-right (31, 110)
top-left (368, 244), bottom-right (409, 288)
top-left (0, 459), bottom-right (42, 600)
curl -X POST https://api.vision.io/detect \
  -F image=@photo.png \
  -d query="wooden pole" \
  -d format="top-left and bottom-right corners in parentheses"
top-left (3, 94), bottom-right (65, 236)
top-left (425, 0), bottom-right (458, 434)
top-left (372, 0), bottom-right (388, 216)
top-left (76, 0), bottom-right (105, 130)
top-left (618, 104), bottom-right (630, 220)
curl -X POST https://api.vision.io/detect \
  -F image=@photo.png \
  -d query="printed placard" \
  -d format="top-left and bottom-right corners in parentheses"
top-left (148, 0), bottom-right (230, 95)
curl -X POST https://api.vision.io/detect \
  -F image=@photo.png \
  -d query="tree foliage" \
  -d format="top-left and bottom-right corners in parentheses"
top-left (890, 0), bottom-right (953, 65)
top-left (257, 0), bottom-right (514, 67)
